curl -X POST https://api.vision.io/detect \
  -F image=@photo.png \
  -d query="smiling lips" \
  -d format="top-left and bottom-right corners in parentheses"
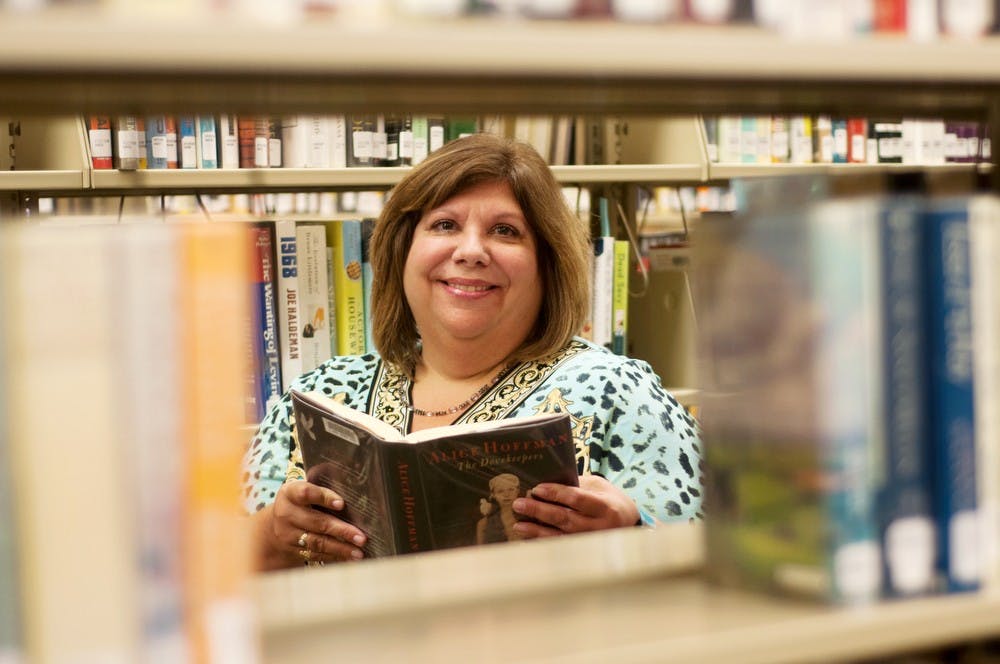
top-left (442, 279), bottom-right (496, 294)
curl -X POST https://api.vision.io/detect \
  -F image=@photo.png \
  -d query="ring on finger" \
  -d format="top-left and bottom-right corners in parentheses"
top-left (297, 532), bottom-right (308, 549)
top-left (298, 548), bottom-right (312, 562)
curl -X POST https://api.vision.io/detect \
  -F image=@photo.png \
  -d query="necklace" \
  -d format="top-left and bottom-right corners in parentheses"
top-left (409, 363), bottom-right (514, 417)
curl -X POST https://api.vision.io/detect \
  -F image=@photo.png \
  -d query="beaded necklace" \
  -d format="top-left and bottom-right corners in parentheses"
top-left (409, 363), bottom-right (514, 417)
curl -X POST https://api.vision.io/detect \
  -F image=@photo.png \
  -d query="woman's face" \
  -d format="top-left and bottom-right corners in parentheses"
top-left (403, 180), bottom-right (543, 351)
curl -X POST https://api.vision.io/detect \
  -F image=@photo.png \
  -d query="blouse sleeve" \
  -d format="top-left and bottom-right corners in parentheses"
top-left (595, 358), bottom-right (704, 523)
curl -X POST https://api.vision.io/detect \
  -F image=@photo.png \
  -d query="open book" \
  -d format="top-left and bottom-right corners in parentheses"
top-left (291, 389), bottom-right (579, 558)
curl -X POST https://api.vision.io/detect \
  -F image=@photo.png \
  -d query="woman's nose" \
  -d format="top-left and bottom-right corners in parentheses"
top-left (452, 229), bottom-right (489, 265)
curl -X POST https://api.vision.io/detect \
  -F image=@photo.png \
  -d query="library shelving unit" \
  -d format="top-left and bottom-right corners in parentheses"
top-left (3, 9), bottom-right (1000, 663)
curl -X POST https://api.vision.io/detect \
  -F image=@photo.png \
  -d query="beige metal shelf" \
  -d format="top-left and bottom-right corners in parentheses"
top-left (0, 14), bottom-right (997, 117)
top-left (255, 522), bottom-right (1000, 664)
top-left (709, 161), bottom-right (993, 179)
top-left (0, 169), bottom-right (88, 192)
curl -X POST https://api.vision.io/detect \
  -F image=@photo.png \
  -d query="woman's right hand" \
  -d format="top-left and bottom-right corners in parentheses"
top-left (258, 479), bottom-right (368, 569)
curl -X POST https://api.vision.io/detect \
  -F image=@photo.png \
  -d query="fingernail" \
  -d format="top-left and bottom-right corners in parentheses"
top-left (352, 534), bottom-right (365, 546)
top-left (351, 549), bottom-right (364, 560)
top-left (330, 498), bottom-right (344, 510)
top-left (530, 485), bottom-right (550, 499)
top-left (512, 498), bottom-right (526, 513)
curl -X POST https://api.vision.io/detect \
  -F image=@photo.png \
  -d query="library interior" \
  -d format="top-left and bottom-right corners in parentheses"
top-left (2, 1), bottom-right (1000, 662)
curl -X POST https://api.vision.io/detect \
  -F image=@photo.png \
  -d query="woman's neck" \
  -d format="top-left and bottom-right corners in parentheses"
top-left (416, 343), bottom-right (514, 382)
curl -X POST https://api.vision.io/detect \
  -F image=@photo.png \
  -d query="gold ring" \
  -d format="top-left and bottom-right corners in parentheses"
top-left (297, 532), bottom-right (308, 549)
top-left (298, 548), bottom-right (312, 562)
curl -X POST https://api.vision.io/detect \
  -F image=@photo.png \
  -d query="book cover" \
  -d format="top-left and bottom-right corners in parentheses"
top-left (87, 115), bottom-right (113, 169)
top-left (327, 219), bottom-right (366, 355)
top-left (274, 219), bottom-right (303, 392)
top-left (923, 196), bottom-right (980, 594)
top-left (295, 223), bottom-right (333, 373)
top-left (696, 176), bottom-right (882, 605)
top-left (291, 390), bottom-right (579, 558)
top-left (248, 223), bottom-right (283, 422)
top-left (611, 238), bottom-right (629, 355)
top-left (196, 115), bottom-right (217, 169)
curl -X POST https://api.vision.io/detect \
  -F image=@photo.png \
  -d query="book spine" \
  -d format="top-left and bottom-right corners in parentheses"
top-left (717, 115), bottom-right (742, 163)
top-left (969, 194), bottom-right (1000, 590)
top-left (87, 115), bottom-right (113, 169)
top-left (847, 117), bottom-right (868, 163)
top-left (178, 116), bottom-right (198, 169)
top-left (877, 196), bottom-right (936, 598)
top-left (145, 115), bottom-right (170, 169)
top-left (428, 116), bottom-right (447, 155)
top-left (769, 115), bottom-right (789, 163)
top-left (372, 114), bottom-right (388, 166)
top-left (295, 223), bottom-right (333, 374)
top-left (384, 114), bottom-right (402, 167)
top-left (249, 223), bottom-right (283, 417)
top-left (348, 115), bottom-right (375, 167)
top-left (397, 114), bottom-right (414, 166)
top-left (328, 115), bottom-right (348, 169)
top-left (831, 118), bottom-right (849, 163)
top-left (219, 115), bottom-right (241, 169)
top-left (268, 118), bottom-right (282, 168)
top-left (361, 218), bottom-right (375, 353)
top-left (196, 115), bottom-right (217, 169)
top-left (754, 115), bottom-right (771, 164)
top-left (136, 117), bottom-right (148, 169)
top-left (281, 116), bottom-right (309, 169)
top-left (306, 116), bottom-right (330, 169)
top-left (611, 239), bottom-right (629, 355)
top-left (591, 236), bottom-right (614, 350)
top-left (381, 444), bottom-right (434, 556)
top-left (923, 198), bottom-right (980, 594)
top-left (410, 115), bottom-right (429, 165)
top-left (739, 115), bottom-right (756, 163)
top-left (447, 116), bottom-right (478, 142)
top-left (275, 219), bottom-right (303, 391)
top-left (324, 245), bottom-right (339, 361)
top-left (329, 220), bottom-right (366, 355)
top-left (874, 120), bottom-right (904, 164)
top-left (114, 115), bottom-right (141, 170)
top-left (814, 115), bottom-right (834, 163)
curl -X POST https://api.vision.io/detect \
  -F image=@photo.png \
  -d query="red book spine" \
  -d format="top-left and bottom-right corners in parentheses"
top-left (87, 116), bottom-right (113, 169)
top-left (874, 0), bottom-right (906, 32)
top-left (847, 117), bottom-right (868, 163)
top-left (237, 116), bottom-right (257, 169)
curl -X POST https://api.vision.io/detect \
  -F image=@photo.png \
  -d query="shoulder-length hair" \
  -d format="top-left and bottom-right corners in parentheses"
top-left (370, 132), bottom-right (591, 374)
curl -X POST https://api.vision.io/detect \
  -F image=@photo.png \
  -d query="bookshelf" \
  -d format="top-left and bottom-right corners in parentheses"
top-left (2, 10), bottom-right (1000, 663)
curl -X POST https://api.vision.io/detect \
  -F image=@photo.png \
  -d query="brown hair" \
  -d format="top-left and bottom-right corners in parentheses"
top-left (370, 132), bottom-right (591, 374)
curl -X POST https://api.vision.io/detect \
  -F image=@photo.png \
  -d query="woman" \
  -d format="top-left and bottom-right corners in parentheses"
top-left (243, 133), bottom-right (702, 570)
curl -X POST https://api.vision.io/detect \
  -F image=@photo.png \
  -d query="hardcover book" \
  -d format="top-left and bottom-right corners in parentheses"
top-left (290, 390), bottom-right (579, 558)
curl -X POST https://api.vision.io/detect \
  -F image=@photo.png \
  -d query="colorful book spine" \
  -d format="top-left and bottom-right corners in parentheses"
top-left (591, 198), bottom-right (615, 350)
top-left (611, 239), bottom-right (629, 355)
top-left (831, 118), bottom-right (849, 163)
top-left (923, 197), bottom-right (980, 594)
top-left (847, 117), bottom-right (868, 163)
top-left (328, 219), bottom-right (366, 356)
top-left (274, 219), bottom-right (303, 391)
top-left (295, 223), bottom-right (333, 374)
top-left (196, 115), bottom-right (217, 169)
top-left (136, 117), bottom-right (147, 169)
top-left (145, 115), bottom-right (174, 170)
top-left (87, 115), bottom-right (113, 169)
top-left (249, 223), bottom-right (282, 419)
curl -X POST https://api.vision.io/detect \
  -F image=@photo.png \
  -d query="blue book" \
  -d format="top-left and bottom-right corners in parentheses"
top-left (144, 115), bottom-right (173, 169)
top-left (178, 116), bottom-right (198, 169)
top-left (875, 194), bottom-right (936, 598)
top-left (249, 223), bottom-right (282, 420)
top-left (923, 196), bottom-right (980, 594)
top-left (361, 218), bottom-right (375, 354)
top-left (197, 115), bottom-right (218, 169)
top-left (832, 118), bottom-right (849, 163)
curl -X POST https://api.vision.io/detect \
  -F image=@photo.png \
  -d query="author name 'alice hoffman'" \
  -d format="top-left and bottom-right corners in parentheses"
top-left (423, 434), bottom-right (572, 466)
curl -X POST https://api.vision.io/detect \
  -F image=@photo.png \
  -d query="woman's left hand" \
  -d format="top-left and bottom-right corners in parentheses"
top-left (510, 474), bottom-right (640, 538)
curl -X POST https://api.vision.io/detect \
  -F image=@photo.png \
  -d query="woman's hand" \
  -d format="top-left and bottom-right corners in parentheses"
top-left (509, 474), bottom-right (640, 538)
top-left (253, 480), bottom-right (367, 570)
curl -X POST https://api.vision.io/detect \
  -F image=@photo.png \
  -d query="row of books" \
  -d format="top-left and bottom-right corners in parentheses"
top-left (0, 221), bottom-right (259, 662)
top-left (694, 172), bottom-right (999, 605)
top-left (704, 116), bottom-right (992, 166)
top-left (85, 114), bottom-right (594, 172)
top-left (245, 217), bottom-right (376, 424)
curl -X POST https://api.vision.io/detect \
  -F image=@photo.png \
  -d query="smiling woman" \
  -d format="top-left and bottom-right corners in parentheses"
top-left (242, 133), bottom-right (703, 572)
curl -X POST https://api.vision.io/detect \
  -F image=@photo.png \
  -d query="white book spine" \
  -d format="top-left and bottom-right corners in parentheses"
top-left (329, 115), bottom-right (348, 169)
top-left (295, 223), bottom-right (333, 373)
top-left (281, 116), bottom-right (310, 169)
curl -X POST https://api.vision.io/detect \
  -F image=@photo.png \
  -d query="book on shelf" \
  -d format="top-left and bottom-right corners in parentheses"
top-left (427, 115), bottom-right (447, 154)
top-left (328, 114), bottom-right (348, 169)
top-left (281, 116), bottom-right (310, 169)
top-left (267, 118), bottom-right (282, 168)
top-left (274, 219), bottom-right (302, 392)
top-left (590, 198), bottom-right (615, 350)
top-left (923, 195), bottom-right (980, 594)
top-left (831, 118), bottom-right (849, 163)
top-left (87, 115), bottom-right (113, 169)
top-left (114, 115), bottom-right (141, 170)
top-left (327, 219), bottom-right (366, 356)
top-left (178, 116), bottom-right (197, 169)
top-left (295, 222), bottom-right (333, 374)
top-left (411, 115), bottom-right (430, 165)
top-left (219, 114), bottom-right (240, 169)
top-left (611, 238), bottom-right (629, 355)
top-left (360, 218), bottom-right (375, 353)
top-left (196, 115), bottom-right (217, 169)
top-left (695, 175), bottom-right (883, 605)
top-left (348, 115), bottom-right (376, 167)
top-left (290, 389), bottom-right (579, 558)
top-left (145, 115), bottom-right (178, 170)
top-left (248, 222), bottom-right (282, 423)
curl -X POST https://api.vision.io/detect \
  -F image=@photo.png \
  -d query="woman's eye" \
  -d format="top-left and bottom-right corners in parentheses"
top-left (430, 219), bottom-right (456, 231)
top-left (493, 224), bottom-right (519, 237)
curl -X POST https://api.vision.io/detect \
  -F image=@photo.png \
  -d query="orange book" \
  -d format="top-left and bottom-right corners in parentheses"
top-left (87, 115), bottom-right (113, 169)
top-left (178, 223), bottom-right (260, 664)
